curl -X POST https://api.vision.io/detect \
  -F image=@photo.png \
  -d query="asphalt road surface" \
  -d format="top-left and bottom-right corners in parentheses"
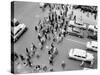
top-left (13, 1), bottom-right (97, 73)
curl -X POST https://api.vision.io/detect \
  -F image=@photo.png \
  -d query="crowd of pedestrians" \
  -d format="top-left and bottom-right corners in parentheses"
top-left (12, 3), bottom-right (97, 73)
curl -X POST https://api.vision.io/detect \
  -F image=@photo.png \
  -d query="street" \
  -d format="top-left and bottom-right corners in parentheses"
top-left (13, 1), bottom-right (97, 73)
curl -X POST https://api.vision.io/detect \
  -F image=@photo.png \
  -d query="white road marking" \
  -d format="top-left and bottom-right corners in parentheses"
top-left (66, 38), bottom-right (86, 45)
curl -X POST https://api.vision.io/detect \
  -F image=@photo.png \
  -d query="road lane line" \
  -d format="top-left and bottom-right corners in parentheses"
top-left (66, 38), bottom-right (86, 45)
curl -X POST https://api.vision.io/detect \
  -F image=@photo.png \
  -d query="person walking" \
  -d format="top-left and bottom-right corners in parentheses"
top-left (80, 60), bottom-right (85, 67)
top-left (32, 43), bottom-right (37, 50)
top-left (61, 61), bottom-right (66, 70)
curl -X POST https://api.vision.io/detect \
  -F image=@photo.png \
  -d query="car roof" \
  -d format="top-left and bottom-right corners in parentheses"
top-left (91, 41), bottom-right (97, 46)
top-left (88, 25), bottom-right (96, 29)
top-left (73, 48), bottom-right (86, 57)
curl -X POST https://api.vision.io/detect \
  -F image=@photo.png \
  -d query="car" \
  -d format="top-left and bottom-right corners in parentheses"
top-left (83, 68), bottom-right (94, 70)
top-left (68, 48), bottom-right (94, 62)
top-left (11, 18), bottom-right (27, 42)
top-left (67, 26), bottom-right (84, 38)
top-left (68, 20), bottom-right (87, 30)
top-left (76, 23), bottom-right (87, 30)
top-left (88, 25), bottom-right (97, 32)
top-left (87, 25), bottom-right (97, 40)
top-left (87, 32), bottom-right (97, 40)
top-left (86, 41), bottom-right (98, 51)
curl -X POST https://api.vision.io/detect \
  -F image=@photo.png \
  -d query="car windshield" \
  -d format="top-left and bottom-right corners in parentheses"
top-left (74, 55), bottom-right (81, 57)
top-left (92, 46), bottom-right (97, 49)
top-left (74, 54), bottom-right (86, 58)
top-left (81, 56), bottom-right (86, 58)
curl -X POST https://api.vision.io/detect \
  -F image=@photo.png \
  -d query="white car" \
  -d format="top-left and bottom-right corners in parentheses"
top-left (68, 20), bottom-right (75, 26)
top-left (86, 41), bottom-right (98, 51)
top-left (88, 25), bottom-right (97, 32)
top-left (68, 48), bottom-right (94, 62)
top-left (78, 23), bottom-right (87, 30)
top-left (67, 26), bottom-right (84, 38)
top-left (69, 20), bottom-right (87, 30)
top-left (11, 18), bottom-right (27, 42)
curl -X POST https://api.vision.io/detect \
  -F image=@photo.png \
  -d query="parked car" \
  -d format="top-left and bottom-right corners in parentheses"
top-left (88, 25), bottom-right (97, 32)
top-left (83, 68), bottom-right (93, 70)
top-left (11, 18), bottom-right (27, 42)
top-left (68, 48), bottom-right (94, 62)
top-left (86, 41), bottom-right (98, 51)
top-left (76, 23), bottom-right (87, 30)
top-left (67, 26), bottom-right (84, 38)
top-left (69, 20), bottom-right (87, 30)
top-left (87, 32), bottom-right (97, 40)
